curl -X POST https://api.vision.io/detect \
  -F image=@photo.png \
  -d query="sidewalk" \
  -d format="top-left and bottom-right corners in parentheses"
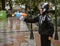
top-left (0, 17), bottom-right (60, 46)
top-left (0, 31), bottom-right (60, 46)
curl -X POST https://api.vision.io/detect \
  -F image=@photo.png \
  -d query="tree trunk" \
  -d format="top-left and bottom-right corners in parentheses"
top-left (1, 0), bottom-right (5, 10)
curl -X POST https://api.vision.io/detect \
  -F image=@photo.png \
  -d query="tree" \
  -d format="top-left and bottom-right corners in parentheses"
top-left (1, 0), bottom-right (5, 10)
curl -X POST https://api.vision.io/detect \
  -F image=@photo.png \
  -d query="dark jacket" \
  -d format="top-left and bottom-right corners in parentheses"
top-left (25, 14), bottom-right (54, 36)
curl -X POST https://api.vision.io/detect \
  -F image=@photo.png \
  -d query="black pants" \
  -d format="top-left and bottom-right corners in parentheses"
top-left (41, 35), bottom-right (51, 46)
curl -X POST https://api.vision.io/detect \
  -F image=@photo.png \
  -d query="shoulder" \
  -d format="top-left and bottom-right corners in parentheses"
top-left (45, 15), bottom-right (51, 21)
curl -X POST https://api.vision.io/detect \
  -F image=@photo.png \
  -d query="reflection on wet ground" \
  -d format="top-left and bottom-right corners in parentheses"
top-left (0, 32), bottom-right (40, 46)
top-left (0, 17), bottom-right (60, 46)
top-left (0, 17), bottom-right (37, 46)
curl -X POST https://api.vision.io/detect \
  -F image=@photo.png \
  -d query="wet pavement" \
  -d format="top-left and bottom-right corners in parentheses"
top-left (0, 31), bottom-right (39, 46)
top-left (0, 31), bottom-right (60, 46)
top-left (0, 17), bottom-right (60, 46)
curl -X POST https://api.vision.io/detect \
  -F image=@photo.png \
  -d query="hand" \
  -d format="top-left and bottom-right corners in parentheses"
top-left (49, 37), bottom-right (60, 46)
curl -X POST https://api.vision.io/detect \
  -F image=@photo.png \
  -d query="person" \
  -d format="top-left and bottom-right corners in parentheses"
top-left (25, 2), bottom-right (54, 46)
top-left (14, 10), bottom-right (28, 31)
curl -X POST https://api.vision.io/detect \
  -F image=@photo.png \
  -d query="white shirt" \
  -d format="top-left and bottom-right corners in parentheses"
top-left (39, 15), bottom-right (51, 24)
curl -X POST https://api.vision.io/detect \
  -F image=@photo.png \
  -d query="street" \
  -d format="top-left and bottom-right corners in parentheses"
top-left (0, 17), bottom-right (60, 46)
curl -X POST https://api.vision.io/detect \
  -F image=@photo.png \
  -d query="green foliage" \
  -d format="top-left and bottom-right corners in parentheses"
top-left (0, 10), bottom-right (7, 20)
top-left (57, 8), bottom-right (60, 16)
top-left (57, 0), bottom-right (60, 4)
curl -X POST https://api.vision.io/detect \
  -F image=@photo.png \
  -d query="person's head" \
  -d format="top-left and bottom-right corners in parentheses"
top-left (38, 2), bottom-right (49, 14)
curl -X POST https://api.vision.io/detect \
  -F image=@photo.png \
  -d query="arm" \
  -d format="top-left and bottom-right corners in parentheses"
top-left (24, 16), bottom-right (39, 23)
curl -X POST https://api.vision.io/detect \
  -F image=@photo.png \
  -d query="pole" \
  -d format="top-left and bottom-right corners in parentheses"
top-left (30, 0), bottom-right (34, 39)
top-left (54, 0), bottom-right (59, 40)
